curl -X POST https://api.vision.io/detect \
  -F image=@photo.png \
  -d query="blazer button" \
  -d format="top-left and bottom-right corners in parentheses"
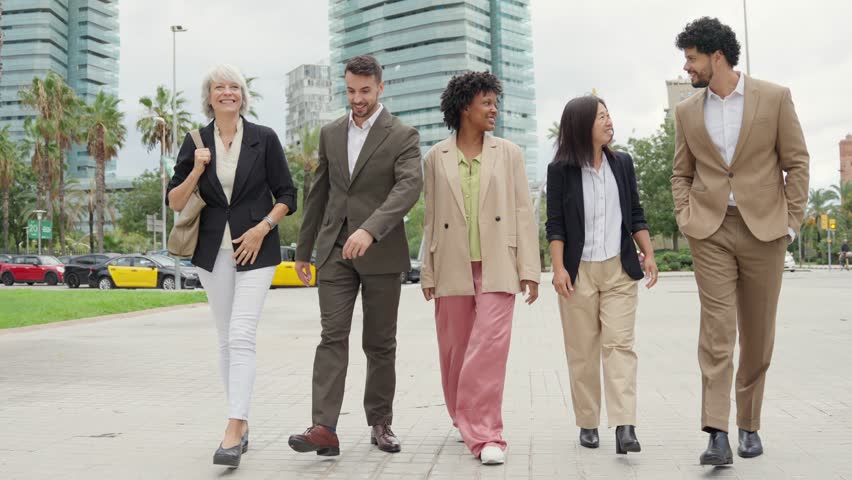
top-left (444, 223), bottom-right (449, 229)
top-left (728, 172), bottom-right (734, 178)
top-left (495, 216), bottom-right (501, 222)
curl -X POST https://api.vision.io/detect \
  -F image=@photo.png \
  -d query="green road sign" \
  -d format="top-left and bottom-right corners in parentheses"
top-left (27, 220), bottom-right (53, 240)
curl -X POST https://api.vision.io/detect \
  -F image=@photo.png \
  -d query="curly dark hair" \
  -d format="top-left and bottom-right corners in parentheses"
top-left (440, 71), bottom-right (502, 132)
top-left (675, 17), bottom-right (741, 67)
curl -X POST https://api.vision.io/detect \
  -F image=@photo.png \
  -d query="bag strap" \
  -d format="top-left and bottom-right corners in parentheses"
top-left (189, 129), bottom-right (204, 149)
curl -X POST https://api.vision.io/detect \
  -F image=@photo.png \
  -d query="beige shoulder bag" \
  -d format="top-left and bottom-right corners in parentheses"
top-left (167, 130), bottom-right (208, 257)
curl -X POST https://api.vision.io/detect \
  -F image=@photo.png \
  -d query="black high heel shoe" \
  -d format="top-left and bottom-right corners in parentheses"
top-left (213, 427), bottom-right (249, 467)
top-left (615, 425), bottom-right (641, 454)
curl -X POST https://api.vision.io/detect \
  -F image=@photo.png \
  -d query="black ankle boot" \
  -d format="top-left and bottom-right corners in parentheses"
top-left (700, 430), bottom-right (733, 465)
top-left (579, 428), bottom-right (599, 448)
top-left (615, 425), bottom-right (641, 454)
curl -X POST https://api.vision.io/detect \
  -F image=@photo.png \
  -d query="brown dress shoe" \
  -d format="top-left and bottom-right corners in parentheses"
top-left (371, 424), bottom-right (401, 453)
top-left (288, 425), bottom-right (340, 456)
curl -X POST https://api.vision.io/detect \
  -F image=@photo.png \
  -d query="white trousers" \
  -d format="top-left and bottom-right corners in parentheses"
top-left (197, 249), bottom-right (276, 420)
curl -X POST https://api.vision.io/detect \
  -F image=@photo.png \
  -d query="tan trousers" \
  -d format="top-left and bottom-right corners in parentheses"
top-left (687, 207), bottom-right (787, 433)
top-left (557, 256), bottom-right (639, 428)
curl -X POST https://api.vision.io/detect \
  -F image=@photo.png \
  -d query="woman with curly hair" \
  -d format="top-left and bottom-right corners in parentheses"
top-left (420, 71), bottom-right (540, 465)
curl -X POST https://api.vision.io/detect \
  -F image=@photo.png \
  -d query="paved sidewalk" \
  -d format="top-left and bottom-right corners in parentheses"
top-left (0, 271), bottom-right (850, 479)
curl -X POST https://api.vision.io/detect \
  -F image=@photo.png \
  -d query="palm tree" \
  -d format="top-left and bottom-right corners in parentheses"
top-left (0, 126), bottom-right (18, 252)
top-left (82, 92), bottom-right (126, 252)
top-left (65, 178), bottom-right (119, 253)
top-left (49, 78), bottom-right (84, 254)
top-left (137, 85), bottom-right (192, 157)
top-left (288, 125), bottom-right (321, 208)
top-left (245, 76), bottom-right (263, 119)
top-left (20, 119), bottom-right (48, 212)
top-left (805, 187), bottom-right (838, 252)
top-left (546, 120), bottom-right (560, 142)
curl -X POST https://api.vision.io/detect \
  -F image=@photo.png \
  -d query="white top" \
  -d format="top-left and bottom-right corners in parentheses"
top-left (214, 118), bottom-right (244, 249)
top-left (704, 72), bottom-right (745, 206)
top-left (347, 104), bottom-right (384, 176)
top-left (581, 153), bottom-right (623, 262)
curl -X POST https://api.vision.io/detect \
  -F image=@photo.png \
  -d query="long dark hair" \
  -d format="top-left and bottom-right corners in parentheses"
top-left (552, 96), bottom-right (613, 168)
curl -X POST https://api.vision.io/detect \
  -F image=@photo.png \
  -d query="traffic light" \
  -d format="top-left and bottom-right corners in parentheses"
top-left (821, 214), bottom-right (829, 230)
top-left (830, 218), bottom-right (837, 230)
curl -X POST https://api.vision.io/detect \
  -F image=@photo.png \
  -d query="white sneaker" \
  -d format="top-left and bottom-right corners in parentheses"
top-left (480, 445), bottom-right (505, 465)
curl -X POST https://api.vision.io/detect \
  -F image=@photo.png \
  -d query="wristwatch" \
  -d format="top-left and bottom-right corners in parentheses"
top-left (262, 215), bottom-right (277, 230)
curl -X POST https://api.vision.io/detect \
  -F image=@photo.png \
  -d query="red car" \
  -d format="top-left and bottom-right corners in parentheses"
top-left (0, 255), bottom-right (65, 286)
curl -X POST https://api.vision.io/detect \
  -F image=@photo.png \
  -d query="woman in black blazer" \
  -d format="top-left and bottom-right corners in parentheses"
top-left (546, 96), bottom-right (658, 455)
top-left (167, 64), bottom-right (296, 468)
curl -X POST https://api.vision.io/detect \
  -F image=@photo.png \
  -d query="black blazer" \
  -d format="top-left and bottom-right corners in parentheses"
top-left (545, 151), bottom-right (649, 284)
top-left (166, 118), bottom-right (297, 272)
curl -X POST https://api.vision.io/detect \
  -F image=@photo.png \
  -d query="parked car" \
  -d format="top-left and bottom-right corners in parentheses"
top-left (1, 255), bottom-right (65, 286)
top-left (87, 254), bottom-right (199, 290)
top-left (271, 246), bottom-right (316, 287)
top-left (0, 254), bottom-right (11, 264)
top-left (64, 253), bottom-right (121, 288)
top-left (784, 251), bottom-right (796, 272)
top-left (401, 259), bottom-right (421, 284)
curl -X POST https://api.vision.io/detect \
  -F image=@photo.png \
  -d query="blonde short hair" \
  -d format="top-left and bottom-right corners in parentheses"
top-left (201, 64), bottom-right (251, 119)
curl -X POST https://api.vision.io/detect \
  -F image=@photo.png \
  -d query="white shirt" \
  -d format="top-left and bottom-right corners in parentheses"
top-left (214, 118), bottom-right (244, 249)
top-left (347, 104), bottom-right (384, 176)
top-left (704, 72), bottom-right (745, 206)
top-left (581, 153), bottom-right (623, 262)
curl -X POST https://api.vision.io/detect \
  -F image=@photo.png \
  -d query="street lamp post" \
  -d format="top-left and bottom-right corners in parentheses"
top-left (153, 116), bottom-right (168, 249)
top-left (171, 25), bottom-right (188, 291)
top-left (33, 209), bottom-right (46, 256)
top-left (743, 0), bottom-right (751, 75)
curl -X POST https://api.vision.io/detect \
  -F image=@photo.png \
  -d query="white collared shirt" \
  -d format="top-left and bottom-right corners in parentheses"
top-left (581, 153), bottom-right (623, 262)
top-left (704, 72), bottom-right (745, 206)
top-left (347, 104), bottom-right (384, 176)
top-left (214, 117), bottom-right (244, 248)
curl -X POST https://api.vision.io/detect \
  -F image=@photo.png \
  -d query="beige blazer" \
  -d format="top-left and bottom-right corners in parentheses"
top-left (671, 75), bottom-right (809, 241)
top-left (420, 134), bottom-right (540, 297)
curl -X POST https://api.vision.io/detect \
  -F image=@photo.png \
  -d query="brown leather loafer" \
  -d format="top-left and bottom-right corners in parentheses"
top-left (288, 425), bottom-right (340, 456)
top-left (371, 424), bottom-right (401, 453)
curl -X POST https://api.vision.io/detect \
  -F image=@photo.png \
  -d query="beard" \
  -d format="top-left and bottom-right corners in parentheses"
top-left (690, 68), bottom-right (712, 88)
top-left (350, 100), bottom-right (377, 118)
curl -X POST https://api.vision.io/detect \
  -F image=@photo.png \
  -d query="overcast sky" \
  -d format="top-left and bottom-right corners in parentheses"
top-left (117, 0), bottom-right (852, 190)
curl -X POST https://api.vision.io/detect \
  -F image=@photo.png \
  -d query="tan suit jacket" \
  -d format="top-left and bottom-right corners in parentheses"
top-left (420, 134), bottom-right (540, 297)
top-left (296, 108), bottom-right (422, 273)
top-left (671, 76), bottom-right (809, 241)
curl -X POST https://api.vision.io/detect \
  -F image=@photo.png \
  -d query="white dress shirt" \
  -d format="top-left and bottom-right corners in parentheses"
top-left (214, 118), bottom-right (244, 249)
top-left (704, 71), bottom-right (745, 207)
top-left (581, 152), bottom-right (623, 262)
top-left (347, 104), bottom-right (384, 176)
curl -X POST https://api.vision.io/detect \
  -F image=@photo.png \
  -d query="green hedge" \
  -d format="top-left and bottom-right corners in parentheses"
top-left (654, 249), bottom-right (693, 272)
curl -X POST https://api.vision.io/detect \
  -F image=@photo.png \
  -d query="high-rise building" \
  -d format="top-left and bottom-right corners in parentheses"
top-left (285, 63), bottom-right (339, 147)
top-left (329, 0), bottom-right (539, 181)
top-left (841, 134), bottom-right (852, 186)
top-left (665, 76), bottom-right (700, 119)
top-left (0, 0), bottom-right (120, 179)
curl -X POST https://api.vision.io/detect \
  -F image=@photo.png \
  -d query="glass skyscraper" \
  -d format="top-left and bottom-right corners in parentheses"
top-left (329, 0), bottom-right (538, 181)
top-left (0, 0), bottom-right (120, 179)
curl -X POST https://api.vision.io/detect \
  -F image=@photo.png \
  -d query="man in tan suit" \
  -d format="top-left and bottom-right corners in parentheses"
top-left (672, 18), bottom-right (809, 465)
top-left (288, 55), bottom-right (422, 456)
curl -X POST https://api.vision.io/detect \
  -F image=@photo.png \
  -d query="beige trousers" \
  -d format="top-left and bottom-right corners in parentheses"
top-left (687, 207), bottom-right (787, 432)
top-left (557, 256), bottom-right (639, 428)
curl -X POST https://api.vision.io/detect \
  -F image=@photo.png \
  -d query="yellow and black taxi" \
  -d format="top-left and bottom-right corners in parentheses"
top-left (271, 246), bottom-right (317, 287)
top-left (87, 254), bottom-right (200, 290)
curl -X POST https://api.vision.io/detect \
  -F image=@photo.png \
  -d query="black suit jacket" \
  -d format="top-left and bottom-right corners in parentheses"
top-left (545, 151), bottom-right (649, 284)
top-left (166, 118), bottom-right (297, 272)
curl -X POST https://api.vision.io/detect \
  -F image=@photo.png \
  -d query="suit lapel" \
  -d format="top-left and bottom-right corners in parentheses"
top-left (478, 134), bottom-right (498, 212)
top-left (230, 119), bottom-right (261, 205)
top-left (690, 89), bottom-right (728, 168)
top-left (349, 108), bottom-right (391, 187)
top-left (440, 135), bottom-right (466, 216)
top-left (333, 117), bottom-right (350, 186)
top-left (729, 76), bottom-right (759, 168)
top-left (200, 122), bottom-right (228, 205)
